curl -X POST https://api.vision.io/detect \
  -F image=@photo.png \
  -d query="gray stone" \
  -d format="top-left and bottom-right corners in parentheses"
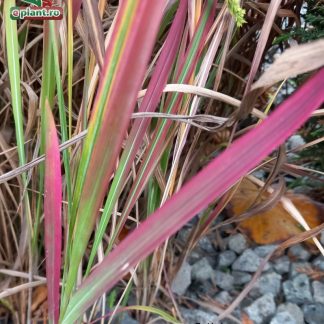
top-left (194, 277), bottom-right (219, 296)
top-left (277, 303), bottom-right (304, 324)
top-left (221, 309), bottom-right (242, 324)
top-left (288, 244), bottom-right (311, 261)
top-left (320, 231), bottom-right (324, 246)
top-left (191, 257), bottom-right (214, 283)
top-left (283, 274), bottom-right (313, 304)
top-left (184, 290), bottom-right (199, 301)
top-left (120, 313), bottom-right (139, 324)
top-left (290, 262), bottom-right (312, 278)
top-left (241, 296), bottom-right (255, 308)
top-left (273, 255), bottom-right (290, 274)
top-left (215, 291), bottom-right (233, 306)
top-left (197, 236), bottom-right (215, 254)
top-left (313, 256), bottom-right (324, 271)
top-left (252, 170), bottom-right (266, 179)
top-left (177, 228), bottom-right (190, 243)
top-left (218, 250), bottom-right (237, 268)
top-left (180, 308), bottom-right (218, 324)
top-left (219, 319), bottom-right (239, 324)
top-left (244, 293), bottom-right (276, 324)
top-left (251, 272), bottom-right (281, 297)
top-left (303, 303), bottom-right (324, 324)
top-left (222, 237), bottom-right (230, 250)
top-left (287, 152), bottom-right (299, 161)
top-left (232, 271), bottom-right (252, 285)
top-left (214, 270), bottom-right (234, 291)
top-left (187, 251), bottom-right (201, 265)
top-left (270, 311), bottom-right (297, 324)
top-left (312, 281), bottom-right (324, 304)
top-left (232, 249), bottom-right (269, 273)
top-left (228, 234), bottom-right (248, 254)
top-left (287, 135), bottom-right (305, 150)
top-left (171, 261), bottom-right (192, 295)
top-left (293, 186), bottom-right (311, 195)
top-left (254, 245), bottom-right (278, 258)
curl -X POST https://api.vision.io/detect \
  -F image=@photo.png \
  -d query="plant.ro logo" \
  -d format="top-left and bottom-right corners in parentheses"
top-left (10, 0), bottom-right (63, 21)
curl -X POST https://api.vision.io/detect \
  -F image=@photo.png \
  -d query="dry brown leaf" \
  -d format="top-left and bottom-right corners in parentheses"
top-left (230, 178), bottom-right (324, 244)
top-left (21, 81), bottom-right (38, 139)
top-left (253, 39), bottom-right (324, 90)
top-left (83, 0), bottom-right (105, 68)
top-left (31, 285), bottom-right (47, 313)
top-left (239, 39), bottom-right (324, 119)
top-left (31, 285), bottom-right (48, 322)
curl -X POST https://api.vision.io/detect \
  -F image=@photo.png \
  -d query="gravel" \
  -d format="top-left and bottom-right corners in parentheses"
top-left (283, 274), bottom-right (313, 304)
top-left (313, 256), bottom-right (324, 271)
top-left (287, 135), bottom-right (305, 150)
top-left (187, 251), bottom-right (201, 265)
top-left (214, 291), bottom-right (233, 306)
top-left (288, 244), bottom-right (311, 261)
top-left (270, 311), bottom-right (299, 324)
top-left (120, 313), bottom-right (139, 324)
top-left (177, 228), bottom-right (190, 243)
top-left (254, 244), bottom-right (277, 258)
top-left (232, 271), bottom-right (252, 285)
top-left (191, 257), bottom-right (214, 282)
top-left (180, 308), bottom-right (218, 324)
top-left (244, 293), bottom-right (276, 324)
top-left (228, 233), bottom-right (248, 254)
top-left (320, 231), bottom-right (324, 246)
top-left (214, 270), bottom-right (234, 291)
top-left (197, 236), bottom-right (215, 254)
top-left (232, 249), bottom-right (269, 272)
top-left (302, 303), bottom-right (324, 324)
top-left (171, 261), bottom-right (192, 295)
top-left (312, 281), bottom-right (324, 304)
top-left (273, 255), bottom-right (291, 274)
top-left (290, 261), bottom-right (312, 278)
top-left (277, 303), bottom-right (304, 324)
top-left (251, 272), bottom-right (282, 297)
top-left (218, 250), bottom-right (237, 268)
top-left (174, 226), bottom-right (324, 324)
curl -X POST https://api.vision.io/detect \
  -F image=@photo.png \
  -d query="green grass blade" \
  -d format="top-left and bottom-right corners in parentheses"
top-left (4, 0), bottom-right (26, 168)
top-left (121, 306), bottom-right (180, 324)
top-left (4, 0), bottom-right (32, 253)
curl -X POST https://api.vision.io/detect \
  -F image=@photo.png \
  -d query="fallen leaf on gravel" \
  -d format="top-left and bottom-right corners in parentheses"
top-left (229, 178), bottom-right (324, 244)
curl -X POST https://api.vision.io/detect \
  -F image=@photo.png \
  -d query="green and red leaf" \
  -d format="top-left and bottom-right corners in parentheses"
top-left (61, 0), bottom-right (166, 316)
top-left (44, 102), bottom-right (62, 324)
top-left (86, 0), bottom-right (188, 273)
top-left (62, 69), bottom-right (324, 322)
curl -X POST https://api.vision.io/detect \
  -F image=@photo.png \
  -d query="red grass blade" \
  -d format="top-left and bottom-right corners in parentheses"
top-left (61, 1), bottom-right (166, 317)
top-left (86, 0), bottom-right (188, 271)
top-left (110, 0), bottom-right (217, 243)
top-left (62, 68), bottom-right (324, 324)
top-left (44, 102), bottom-right (62, 324)
top-left (72, 0), bottom-right (82, 24)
